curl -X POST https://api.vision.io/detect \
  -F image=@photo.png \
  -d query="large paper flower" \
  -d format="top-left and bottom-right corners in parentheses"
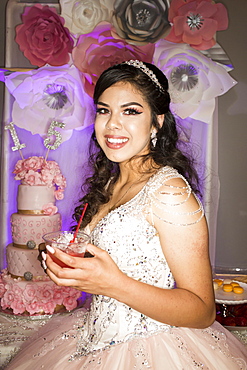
top-left (113, 0), bottom-right (171, 45)
top-left (60, 0), bottom-right (114, 35)
top-left (166, 0), bottom-right (228, 50)
top-left (4, 64), bottom-right (94, 143)
top-left (153, 40), bottom-right (237, 123)
top-left (15, 4), bottom-right (74, 67)
top-left (72, 23), bottom-right (155, 97)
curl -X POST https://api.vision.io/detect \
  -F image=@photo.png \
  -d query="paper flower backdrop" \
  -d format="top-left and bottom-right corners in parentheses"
top-left (0, 0), bottom-right (235, 150)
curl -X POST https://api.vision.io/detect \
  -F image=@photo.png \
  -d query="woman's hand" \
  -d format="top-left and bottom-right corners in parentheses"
top-left (42, 244), bottom-right (126, 297)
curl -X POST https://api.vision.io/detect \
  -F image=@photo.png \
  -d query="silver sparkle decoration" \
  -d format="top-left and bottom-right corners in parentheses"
top-left (44, 120), bottom-right (66, 150)
top-left (187, 13), bottom-right (204, 30)
top-left (24, 271), bottom-right (33, 281)
top-left (170, 64), bottom-right (198, 92)
top-left (43, 83), bottom-right (68, 110)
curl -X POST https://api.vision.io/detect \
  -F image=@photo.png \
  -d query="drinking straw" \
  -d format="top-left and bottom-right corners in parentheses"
top-left (71, 203), bottom-right (88, 243)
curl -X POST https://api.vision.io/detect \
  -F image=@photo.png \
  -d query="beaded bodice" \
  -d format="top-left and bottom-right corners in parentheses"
top-left (70, 166), bottom-right (204, 359)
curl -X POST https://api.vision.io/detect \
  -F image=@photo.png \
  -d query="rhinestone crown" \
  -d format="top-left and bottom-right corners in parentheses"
top-left (124, 60), bottom-right (164, 92)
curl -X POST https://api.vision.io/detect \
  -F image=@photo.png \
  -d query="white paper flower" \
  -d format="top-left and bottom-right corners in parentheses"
top-left (153, 40), bottom-right (237, 123)
top-left (60, 0), bottom-right (114, 35)
top-left (4, 64), bottom-right (94, 143)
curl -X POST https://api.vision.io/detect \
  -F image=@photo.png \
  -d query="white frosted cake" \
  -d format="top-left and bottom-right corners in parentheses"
top-left (0, 156), bottom-right (82, 315)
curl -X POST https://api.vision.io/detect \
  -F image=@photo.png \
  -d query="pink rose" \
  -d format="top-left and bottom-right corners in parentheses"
top-left (42, 203), bottom-right (58, 216)
top-left (15, 4), bottom-right (74, 67)
top-left (62, 296), bottom-right (79, 311)
top-left (54, 174), bottom-right (66, 189)
top-left (0, 280), bottom-right (6, 298)
top-left (42, 301), bottom-right (57, 314)
top-left (53, 287), bottom-right (65, 305)
top-left (166, 0), bottom-right (228, 50)
top-left (13, 159), bottom-right (24, 174)
top-left (22, 283), bottom-right (37, 303)
top-left (54, 189), bottom-right (64, 200)
top-left (1, 289), bottom-right (15, 309)
top-left (23, 170), bottom-right (42, 186)
top-left (40, 169), bottom-right (54, 186)
top-left (25, 301), bottom-right (41, 315)
top-left (38, 284), bottom-right (54, 302)
top-left (11, 299), bottom-right (26, 315)
top-left (72, 23), bottom-right (155, 97)
top-left (22, 156), bottom-right (44, 171)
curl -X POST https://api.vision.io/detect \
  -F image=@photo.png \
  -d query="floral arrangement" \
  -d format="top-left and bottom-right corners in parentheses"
top-left (0, 0), bottom-right (235, 150)
top-left (13, 156), bottom-right (66, 201)
top-left (0, 270), bottom-right (82, 315)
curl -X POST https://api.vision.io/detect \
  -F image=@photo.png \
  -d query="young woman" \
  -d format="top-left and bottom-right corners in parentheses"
top-left (7, 61), bottom-right (247, 369)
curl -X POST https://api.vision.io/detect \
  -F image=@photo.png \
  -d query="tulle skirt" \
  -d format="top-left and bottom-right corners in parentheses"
top-left (5, 310), bottom-right (247, 370)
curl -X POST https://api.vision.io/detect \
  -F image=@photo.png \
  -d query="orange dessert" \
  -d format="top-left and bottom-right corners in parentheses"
top-left (233, 286), bottom-right (244, 294)
top-left (223, 284), bottom-right (233, 292)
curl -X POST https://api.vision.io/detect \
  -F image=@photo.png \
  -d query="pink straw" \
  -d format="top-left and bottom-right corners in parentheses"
top-left (71, 203), bottom-right (88, 243)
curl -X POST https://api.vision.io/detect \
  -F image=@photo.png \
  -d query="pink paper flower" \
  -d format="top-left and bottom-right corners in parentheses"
top-left (72, 23), bottom-right (155, 97)
top-left (15, 4), bottom-right (74, 67)
top-left (42, 203), bottom-right (58, 216)
top-left (166, 0), bottom-right (228, 50)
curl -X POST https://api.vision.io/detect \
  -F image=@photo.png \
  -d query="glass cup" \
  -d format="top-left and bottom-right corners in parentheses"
top-left (43, 230), bottom-right (91, 268)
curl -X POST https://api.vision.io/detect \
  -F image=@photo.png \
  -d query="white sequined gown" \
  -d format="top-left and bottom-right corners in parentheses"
top-left (6, 168), bottom-right (247, 369)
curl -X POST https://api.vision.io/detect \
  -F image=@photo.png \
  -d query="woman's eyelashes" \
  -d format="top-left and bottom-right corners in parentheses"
top-left (96, 107), bottom-right (142, 115)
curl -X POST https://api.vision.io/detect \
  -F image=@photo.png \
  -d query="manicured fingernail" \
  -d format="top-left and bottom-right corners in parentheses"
top-left (46, 245), bottom-right (55, 254)
top-left (42, 260), bottom-right (47, 270)
top-left (42, 251), bottom-right (47, 261)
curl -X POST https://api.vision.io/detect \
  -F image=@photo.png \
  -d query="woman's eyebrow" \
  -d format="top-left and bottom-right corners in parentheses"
top-left (97, 101), bottom-right (143, 108)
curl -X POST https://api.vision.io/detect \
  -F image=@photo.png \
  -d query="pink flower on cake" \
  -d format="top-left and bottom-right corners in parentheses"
top-left (42, 203), bottom-right (58, 216)
top-left (1, 289), bottom-right (15, 309)
top-left (38, 284), bottom-right (54, 302)
top-left (22, 156), bottom-right (44, 171)
top-left (23, 170), bottom-right (43, 186)
top-left (166, 0), bottom-right (228, 50)
top-left (42, 301), bottom-right (57, 314)
top-left (53, 287), bottom-right (66, 305)
top-left (10, 298), bottom-right (26, 315)
top-left (26, 301), bottom-right (42, 315)
top-left (63, 295), bottom-right (80, 311)
top-left (72, 23), bottom-right (155, 97)
top-left (54, 189), bottom-right (64, 201)
top-left (40, 168), bottom-right (54, 187)
top-left (15, 4), bottom-right (74, 67)
top-left (0, 278), bottom-right (6, 298)
top-left (22, 283), bottom-right (37, 303)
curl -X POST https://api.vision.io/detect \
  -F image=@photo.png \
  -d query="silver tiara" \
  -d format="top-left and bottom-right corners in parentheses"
top-left (124, 60), bottom-right (164, 92)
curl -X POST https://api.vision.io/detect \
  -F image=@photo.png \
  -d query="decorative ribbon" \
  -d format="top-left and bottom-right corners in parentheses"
top-left (17, 209), bottom-right (44, 215)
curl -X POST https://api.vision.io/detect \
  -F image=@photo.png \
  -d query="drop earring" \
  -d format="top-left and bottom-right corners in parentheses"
top-left (151, 131), bottom-right (157, 147)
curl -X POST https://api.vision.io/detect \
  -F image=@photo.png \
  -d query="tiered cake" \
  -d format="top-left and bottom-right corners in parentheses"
top-left (0, 156), bottom-right (82, 315)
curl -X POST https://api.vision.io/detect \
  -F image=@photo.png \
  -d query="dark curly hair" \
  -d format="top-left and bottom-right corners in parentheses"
top-left (72, 62), bottom-right (200, 229)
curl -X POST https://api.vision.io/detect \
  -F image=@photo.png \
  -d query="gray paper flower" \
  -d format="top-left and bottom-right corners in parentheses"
top-left (113, 0), bottom-right (171, 45)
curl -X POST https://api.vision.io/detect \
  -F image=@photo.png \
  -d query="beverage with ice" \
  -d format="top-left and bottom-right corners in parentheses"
top-left (43, 231), bottom-right (90, 267)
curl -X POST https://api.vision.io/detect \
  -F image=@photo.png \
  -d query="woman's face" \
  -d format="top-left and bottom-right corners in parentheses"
top-left (95, 82), bottom-right (158, 166)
